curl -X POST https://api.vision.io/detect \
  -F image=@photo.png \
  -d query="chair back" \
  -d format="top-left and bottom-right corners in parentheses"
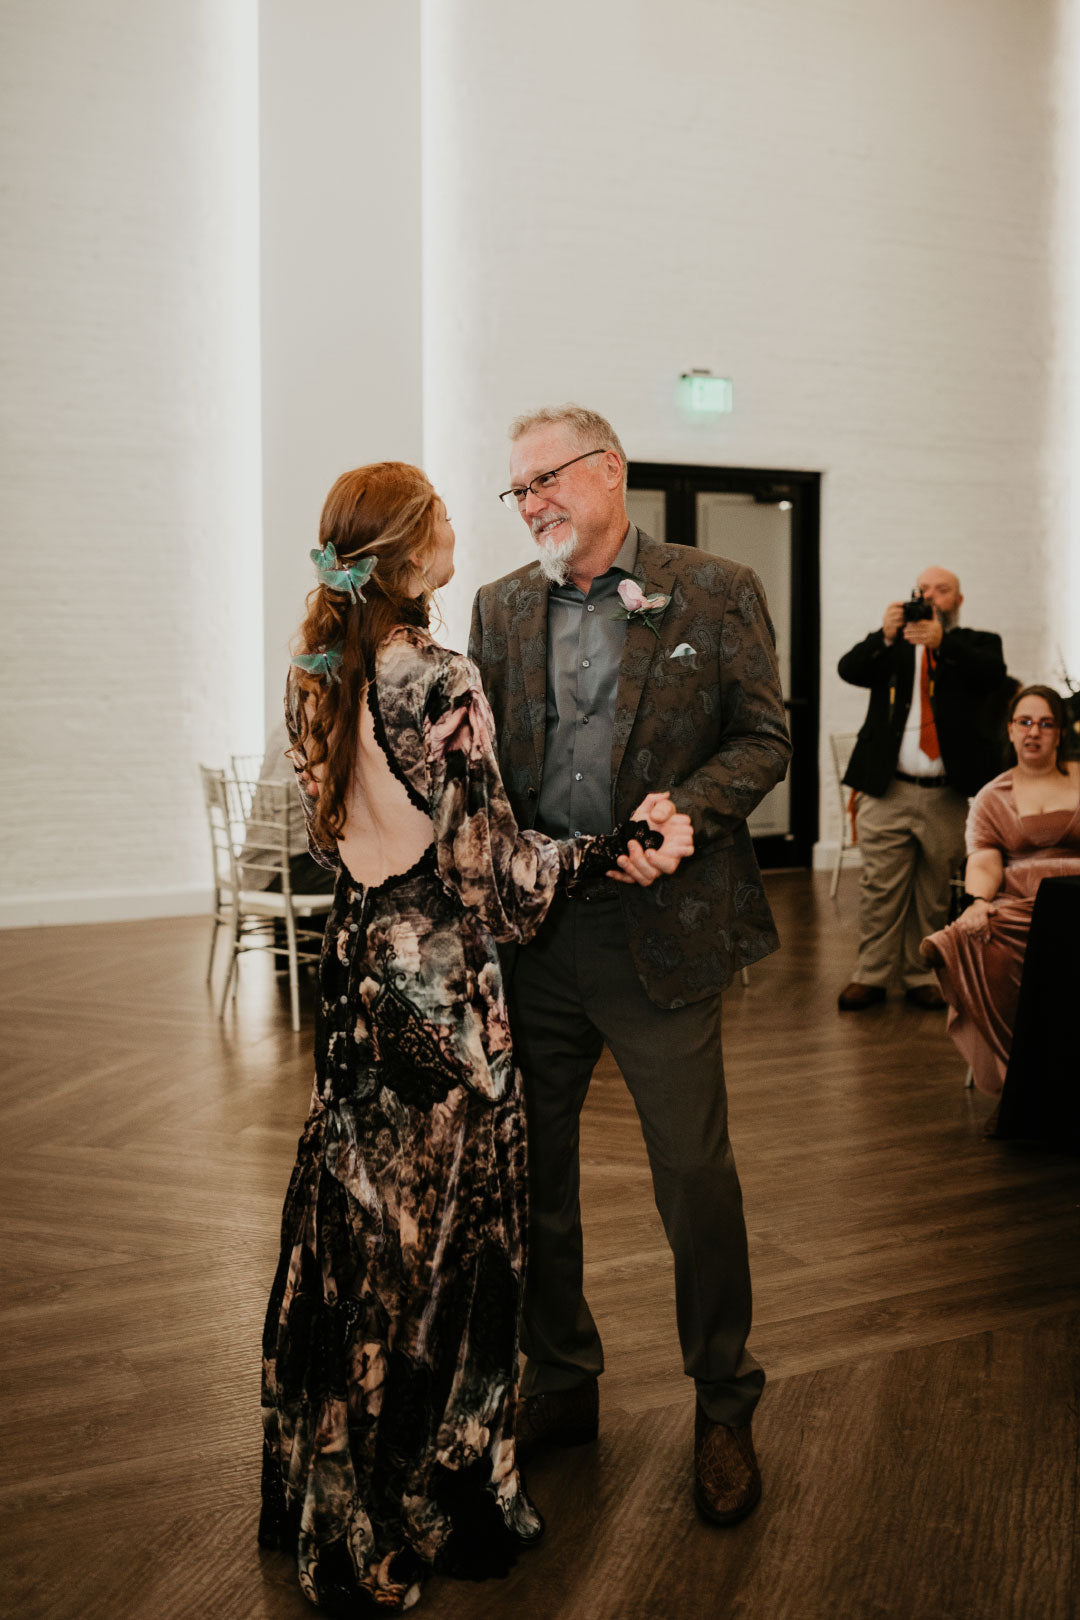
top-left (200, 765), bottom-right (241, 892)
top-left (229, 755), bottom-right (264, 821)
top-left (829, 732), bottom-right (860, 848)
top-left (231, 750), bottom-right (308, 850)
top-left (232, 778), bottom-right (294, 893)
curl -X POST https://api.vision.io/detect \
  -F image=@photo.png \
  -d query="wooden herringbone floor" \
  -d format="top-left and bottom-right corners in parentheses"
top-left (1, 872), bottom-right (1077, 1620)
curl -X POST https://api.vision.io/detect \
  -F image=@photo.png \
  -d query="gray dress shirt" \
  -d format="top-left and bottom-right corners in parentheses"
top-left (534, 525), bottom-right (639, 838)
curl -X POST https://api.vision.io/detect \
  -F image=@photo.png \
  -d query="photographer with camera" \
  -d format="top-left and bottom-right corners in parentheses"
top-left (836, 566), bottom-right (1007, 1011)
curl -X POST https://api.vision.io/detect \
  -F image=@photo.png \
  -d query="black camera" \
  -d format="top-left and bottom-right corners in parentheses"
top-left (901, 591), bottom-right (933, 624)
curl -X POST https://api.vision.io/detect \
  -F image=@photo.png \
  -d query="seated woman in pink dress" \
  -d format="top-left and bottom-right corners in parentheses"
top-left (921, 684), bottom-right (1080, 1096)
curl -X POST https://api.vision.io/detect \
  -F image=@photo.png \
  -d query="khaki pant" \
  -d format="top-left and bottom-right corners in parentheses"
top-left (853, 777), bottom-right (968, 990)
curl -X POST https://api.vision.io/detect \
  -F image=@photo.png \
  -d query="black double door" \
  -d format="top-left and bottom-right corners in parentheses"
top-left (625, 462), bottom-right (821, 869)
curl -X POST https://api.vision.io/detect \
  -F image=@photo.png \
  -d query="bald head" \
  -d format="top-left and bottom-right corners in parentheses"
top-left (917, 567), bottom-right (962, 626)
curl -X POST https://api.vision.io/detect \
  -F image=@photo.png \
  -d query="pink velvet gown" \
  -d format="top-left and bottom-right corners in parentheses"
top-left (924, 769), bottom-right (1080, 1094)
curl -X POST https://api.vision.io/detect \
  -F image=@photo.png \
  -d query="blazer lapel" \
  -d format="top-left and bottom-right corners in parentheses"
top-left (509, 565), bottom-right (551, 783)
top-left (611, 538), bottom-right (673, 788)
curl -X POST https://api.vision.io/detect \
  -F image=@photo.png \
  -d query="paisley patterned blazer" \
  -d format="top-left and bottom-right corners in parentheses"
top-left (468, 531), bottom-right (792, 1008)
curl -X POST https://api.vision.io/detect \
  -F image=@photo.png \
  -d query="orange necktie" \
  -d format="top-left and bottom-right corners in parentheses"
top-left (919, 649), bottom-right (940, 760)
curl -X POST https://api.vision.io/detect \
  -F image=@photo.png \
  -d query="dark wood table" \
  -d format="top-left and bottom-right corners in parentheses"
top-left (994, 874), bottom-right (1080, 1146)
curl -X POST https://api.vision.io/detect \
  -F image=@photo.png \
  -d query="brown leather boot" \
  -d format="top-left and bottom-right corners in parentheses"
top-left (693, 1403), bottom-right (761, 1525)
top-left (514, 1380), bottom-right (599, 1460)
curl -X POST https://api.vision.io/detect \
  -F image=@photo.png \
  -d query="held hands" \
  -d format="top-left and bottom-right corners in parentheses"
top-left (608, 792), bottom-right (695, 886)
top-left (956, 896), bottom-right (997, 940)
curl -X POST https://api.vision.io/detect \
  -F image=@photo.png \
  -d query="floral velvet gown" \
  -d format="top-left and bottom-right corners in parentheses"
top-left (259, 627), bottom-right (647, 1614)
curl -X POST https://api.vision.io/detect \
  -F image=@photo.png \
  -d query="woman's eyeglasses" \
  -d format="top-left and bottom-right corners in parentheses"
top-left (1011, 717), bottom-right (1058, 731)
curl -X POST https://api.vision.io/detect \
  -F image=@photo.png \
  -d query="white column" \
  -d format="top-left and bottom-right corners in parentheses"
top-left (0, 0), bottom-right (263, 924)
top-left (259, 0), bottom-right (423, 724)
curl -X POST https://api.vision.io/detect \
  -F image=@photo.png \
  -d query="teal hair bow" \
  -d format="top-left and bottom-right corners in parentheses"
top-left (291, 645), bottom-right (343, 683)
top-left (311, 541), bottom-right (377, 601)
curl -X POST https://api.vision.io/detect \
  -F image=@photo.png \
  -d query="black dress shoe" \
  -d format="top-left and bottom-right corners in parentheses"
top-left (905, 984), bottom-right (946, 1010)
top-left (514, 1380), bottom-right (599, 1460)
top-left (837, 981), bottom-right (887, 1011)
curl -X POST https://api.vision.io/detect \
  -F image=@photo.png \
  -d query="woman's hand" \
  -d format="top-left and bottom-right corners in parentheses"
top-left (609, 792), bottom-right (695, 885)
top-left (956, 896), bottom-right (997, 940)
top-left (286, 744), bottom-right (320, 799)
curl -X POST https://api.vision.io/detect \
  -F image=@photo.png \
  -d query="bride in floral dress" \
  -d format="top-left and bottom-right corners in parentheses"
top-left (257, 462), bottom-right (692, 1614)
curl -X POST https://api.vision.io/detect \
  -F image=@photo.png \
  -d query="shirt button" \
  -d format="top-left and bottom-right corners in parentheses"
top-left (582, 659), bottom-right (590, 668)
top-left (582, 715), bottom-right (590, 725)
top-left (574, 772), bottom-right (583, 781)
top-left (586, 604), bottom-right (595, 613)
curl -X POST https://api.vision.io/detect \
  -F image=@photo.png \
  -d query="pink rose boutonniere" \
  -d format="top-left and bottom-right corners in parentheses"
top-left (615, 577), bottom-right (671, 637)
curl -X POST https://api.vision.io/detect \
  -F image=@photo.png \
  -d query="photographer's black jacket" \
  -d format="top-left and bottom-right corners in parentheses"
top-left (839, 627), bottom-right (1007, 798)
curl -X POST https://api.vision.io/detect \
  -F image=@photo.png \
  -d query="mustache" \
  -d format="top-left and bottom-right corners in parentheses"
top-left (531, 510), bottom-right (571, 539)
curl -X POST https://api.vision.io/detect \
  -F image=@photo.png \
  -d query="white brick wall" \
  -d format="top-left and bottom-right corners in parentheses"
top-left (420, 0), bottom-right (1076, 854)
top-left (2, 0), bottom-right (1076, 921)
top-left (0, 0), bottom-right (263, 924)
top-left (259, 0), bottom-right (423, 735)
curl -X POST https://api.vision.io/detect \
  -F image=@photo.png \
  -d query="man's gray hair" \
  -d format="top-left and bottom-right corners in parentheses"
top-left (509, 404), bottom-right (628, 491)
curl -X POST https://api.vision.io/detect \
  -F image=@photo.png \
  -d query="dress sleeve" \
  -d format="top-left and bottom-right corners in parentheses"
top-left (965, 776), bottom-right (1010, 856)
top-left (422, 652), bottom-right (655, 943)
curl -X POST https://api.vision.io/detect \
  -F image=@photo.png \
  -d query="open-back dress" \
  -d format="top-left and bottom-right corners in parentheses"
top-left (259, 626), bottom-right (651, 1614)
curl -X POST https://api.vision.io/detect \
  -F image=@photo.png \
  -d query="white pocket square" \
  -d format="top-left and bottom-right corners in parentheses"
top-left (670, 643), bottom-right (696, 660)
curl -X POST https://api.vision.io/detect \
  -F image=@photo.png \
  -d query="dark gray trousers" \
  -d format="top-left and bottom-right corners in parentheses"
top-left (510, 888), bottom-right (764, 1427)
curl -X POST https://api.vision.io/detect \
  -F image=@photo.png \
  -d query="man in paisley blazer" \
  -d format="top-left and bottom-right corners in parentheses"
top-left (468, 405), bottom-right (791, 1524)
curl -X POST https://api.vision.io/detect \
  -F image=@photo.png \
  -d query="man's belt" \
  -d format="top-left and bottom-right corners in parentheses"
top-left (894, 770), bottom-right (949, 788)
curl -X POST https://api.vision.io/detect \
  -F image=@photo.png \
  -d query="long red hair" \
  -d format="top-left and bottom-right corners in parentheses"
top-left (290, 463), bottom-right (441, 845)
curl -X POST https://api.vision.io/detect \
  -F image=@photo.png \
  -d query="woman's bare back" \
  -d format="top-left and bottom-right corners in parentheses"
top-left (335, 688), bottom-right (434, 887)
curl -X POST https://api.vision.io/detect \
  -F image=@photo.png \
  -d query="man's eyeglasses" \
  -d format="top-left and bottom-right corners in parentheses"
top-left (499, 449), bottom-right (607, 510)
top-left (1011, 717), bottom-right (1058, 731)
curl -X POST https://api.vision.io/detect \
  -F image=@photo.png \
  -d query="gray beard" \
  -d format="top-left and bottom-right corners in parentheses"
top-left (938, 607), bottom-right (959, 632)
top-left (535, 531), bottom-right (578, 586)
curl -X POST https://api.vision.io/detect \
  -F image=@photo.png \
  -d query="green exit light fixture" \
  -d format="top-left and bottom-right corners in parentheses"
top-left (680, 371), bottom-right (733, 414)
